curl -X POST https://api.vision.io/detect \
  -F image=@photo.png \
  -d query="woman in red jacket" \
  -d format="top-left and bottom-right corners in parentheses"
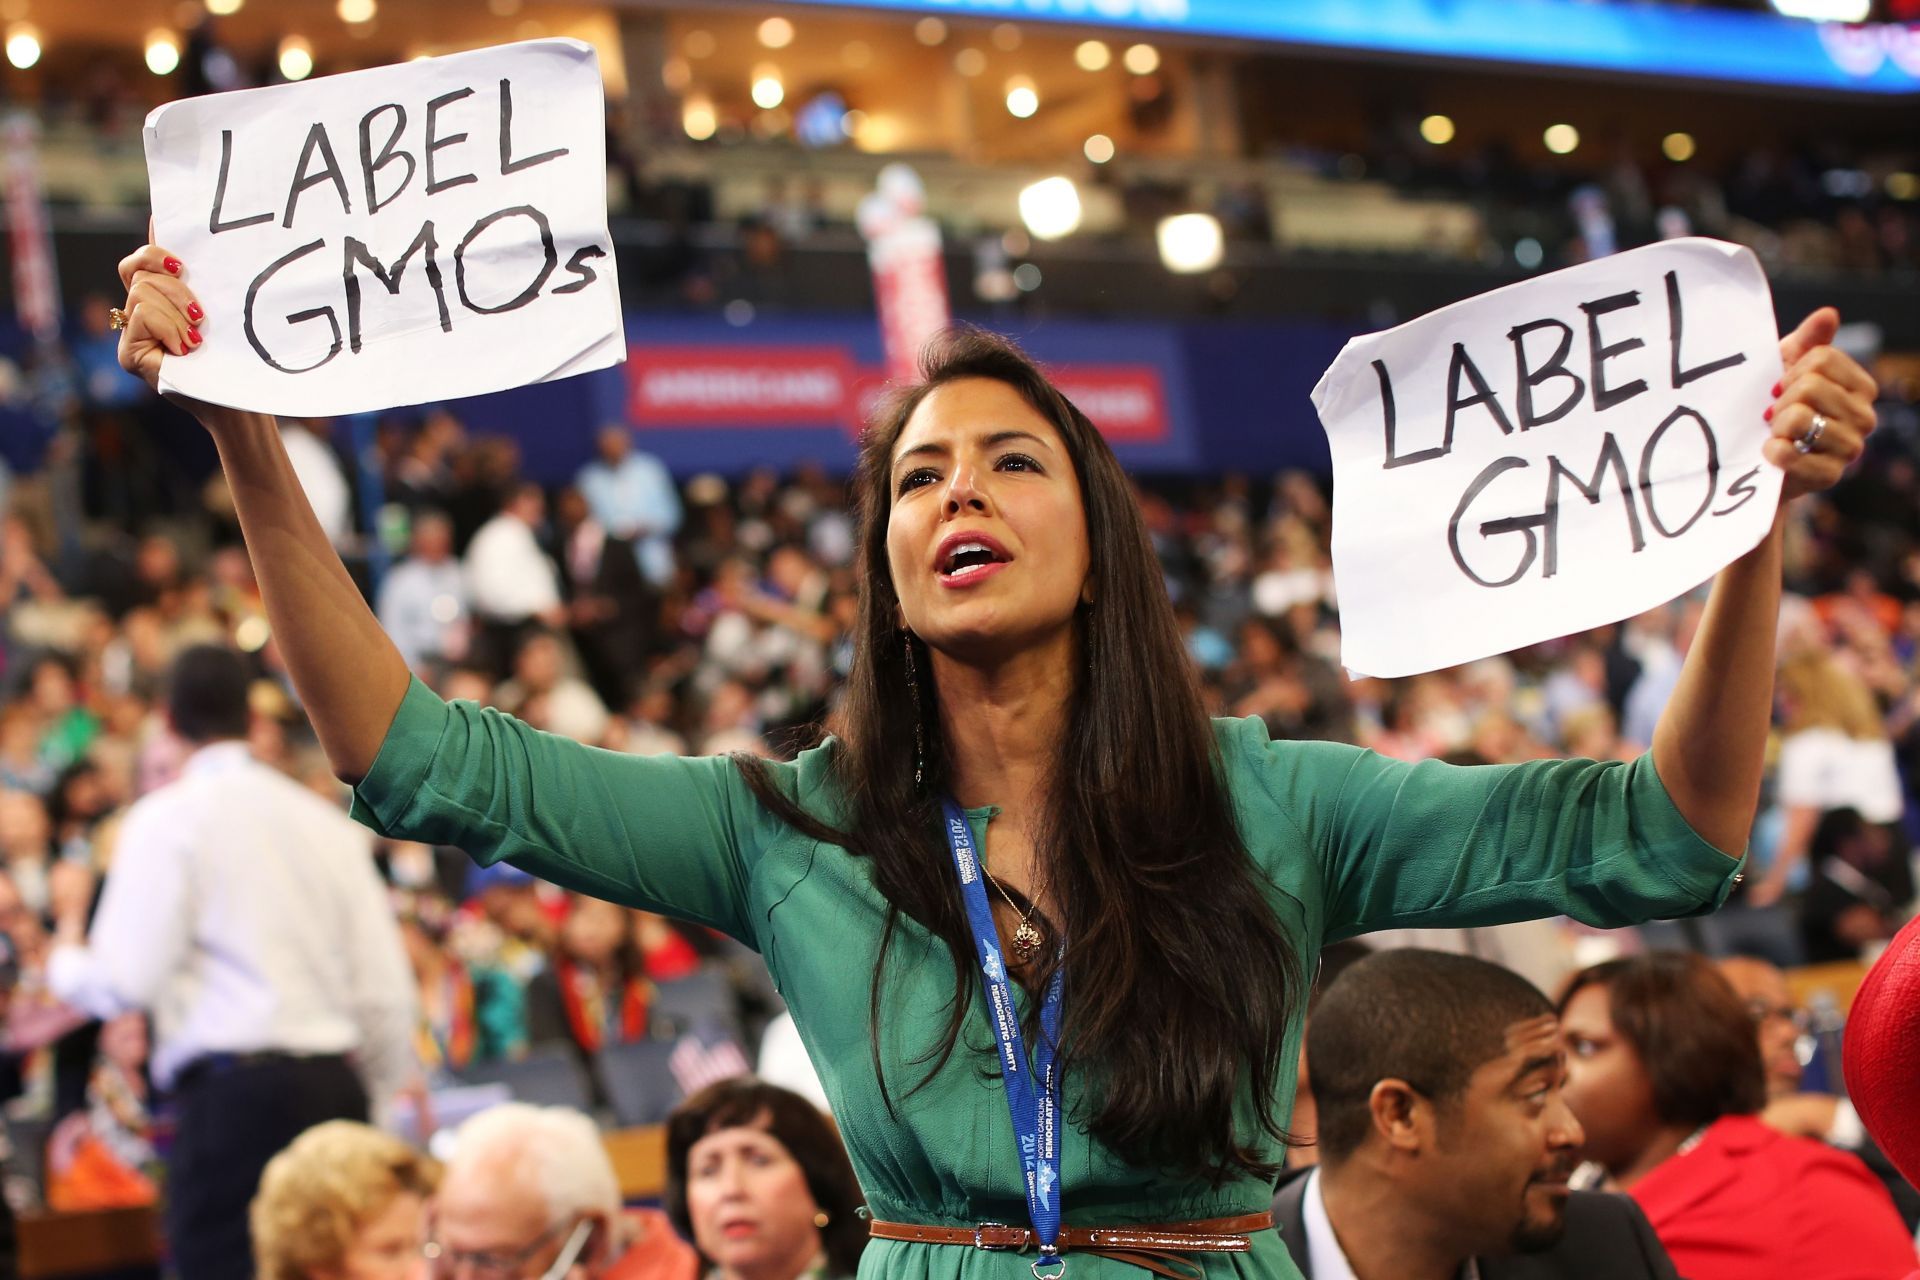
top-left (1558, 951), bottom-right (1915, 1280)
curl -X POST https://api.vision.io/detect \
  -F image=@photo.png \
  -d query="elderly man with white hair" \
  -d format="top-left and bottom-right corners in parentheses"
top-left (432, 1103), bottom-right (697, 1280)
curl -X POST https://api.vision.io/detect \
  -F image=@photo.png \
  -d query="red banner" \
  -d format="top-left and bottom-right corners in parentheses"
top-left (2, 114), bottom-right (59, 344)
top-left (1053, 366), bottom-right (1170, 442)
top-left (628, 347), bottom-right (857, 427)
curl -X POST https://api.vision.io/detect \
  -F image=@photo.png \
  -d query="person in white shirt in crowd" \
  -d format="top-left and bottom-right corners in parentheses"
top-left (375, 511), bottom-right (469, 675)
top-left (432, 1102), bottom-right (697, 1280)
top-left (463, 481), bottom-right (566, 673)
top-left (576, 424), bottom-right (682, 589)
top-left (279, 420), bottom-right (353, 551)
top-left (47, 645), bottom-right (417, 1280)
top-left (494, 630), bottom-right (609, 746)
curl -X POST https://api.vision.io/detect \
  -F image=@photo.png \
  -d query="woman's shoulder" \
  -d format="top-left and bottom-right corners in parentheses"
top-left (1209, 713), bottom-right (1369, 781)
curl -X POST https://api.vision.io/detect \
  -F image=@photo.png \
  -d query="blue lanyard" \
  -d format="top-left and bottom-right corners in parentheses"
top-left (940, 797), bottom-right (1067, 1277)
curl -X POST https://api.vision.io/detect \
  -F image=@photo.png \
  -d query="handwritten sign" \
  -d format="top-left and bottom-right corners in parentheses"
top-left (1311, 238), bottom-right (1782, 678)
top-left (143, 39), bottom-right (622, 417)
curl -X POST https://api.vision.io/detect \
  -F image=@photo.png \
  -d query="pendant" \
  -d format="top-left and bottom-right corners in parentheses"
top-left (1011, 919), bottom-right (1043, 963)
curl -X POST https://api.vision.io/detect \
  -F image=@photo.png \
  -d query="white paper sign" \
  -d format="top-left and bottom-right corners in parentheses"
top-left (1311, 238), bottom-right (1783, 678)
top-left (144, 39), bottom-right (622, 417)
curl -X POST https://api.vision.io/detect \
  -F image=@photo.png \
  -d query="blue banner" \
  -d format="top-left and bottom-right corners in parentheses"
top-left (774, 0), bottom-right (1920, 95)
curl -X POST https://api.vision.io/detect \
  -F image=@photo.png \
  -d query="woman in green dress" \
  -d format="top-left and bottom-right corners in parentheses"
top-left (110, 237), bottom-right (1876, 1280)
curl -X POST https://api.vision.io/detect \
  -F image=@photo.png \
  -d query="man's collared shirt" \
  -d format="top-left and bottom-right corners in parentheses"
top-left (1303, 1169), bottom-right (1481, 1280)
top-left (48, 742), bottom-right (417, 1102)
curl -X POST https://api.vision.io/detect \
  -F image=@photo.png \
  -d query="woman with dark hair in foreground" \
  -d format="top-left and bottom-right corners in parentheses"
top-left (1558, 952), bottom-right (1914, 1279)
top-left (666, 1078), bottom-right (868, 1280)
top-left (111, 229), bottom-right (1876, 1278)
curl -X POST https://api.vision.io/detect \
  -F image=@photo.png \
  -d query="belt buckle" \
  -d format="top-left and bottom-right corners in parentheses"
top-left (973, 1222), bottom-right (1012, 1251)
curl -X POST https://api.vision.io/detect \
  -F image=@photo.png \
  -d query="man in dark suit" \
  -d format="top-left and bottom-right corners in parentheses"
top-left (554, 485), bottom-right (656, 710)
top-left (1273, 950), bottom-right (1678, 1280)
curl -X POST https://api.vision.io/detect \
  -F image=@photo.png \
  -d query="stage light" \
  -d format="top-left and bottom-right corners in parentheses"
top-left (758, 17), bottom-right (794, 49)
top-left (1544, 123), bottom-right (1579, 155)
top-left (205, 0), bottom-right (244, 14)
top-left (915, 17), bottom-right (947, 45)
top-left (337, 0), bottom-right (376, 24)
top-left (1005, 77), bottom-right (1038, 118)
top-left (5, 26), bottom-right (39, 70)
top-left (752, 66), bottom-right (784, 109)
top-left (1157, 213), bottom-right (1224, 273)
top-left (954, 48), bottom-right (986, 76)
top-left (1018, 176), bottom-right (1081, 240)
top-left (1662, 132), bottom-right (1695, 162)
top-left (1420, 114), bottom-right (1455, 145)
top-left (1084, 134), bottom-right (1114, 164)
top-left (683, 97), bottom-right (717, 140)
top-left (1770, 0), bottom-right (1870, 20)
top-left (1123, 43), bottom-right (1159, 74)
top-left (146, 30), bottom-right (181, 75)
top-left (279, 36), bottom-right (314, 80)
top-left (1075, 40), bottom-right (1110, 71)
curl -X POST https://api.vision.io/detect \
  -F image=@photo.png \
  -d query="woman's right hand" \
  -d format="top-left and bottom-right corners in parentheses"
top-left (114, 238), bottom-right (205, 392)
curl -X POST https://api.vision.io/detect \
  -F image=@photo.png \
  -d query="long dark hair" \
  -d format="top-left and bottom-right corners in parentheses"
top-left (666, 1078), bottom-right (868, 1276)
top-left (736, 326), bottom-right (1302, 1182)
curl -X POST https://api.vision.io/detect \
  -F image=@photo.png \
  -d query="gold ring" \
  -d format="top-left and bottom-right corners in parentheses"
top-left (108, 307), bottom-right (130, 332)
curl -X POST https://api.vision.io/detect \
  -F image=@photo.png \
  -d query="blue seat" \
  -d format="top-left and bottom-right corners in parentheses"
top-left (454, 1045), bottom-right (594, 1111)
top-left (597, 1038), bottom-right (686, 1127)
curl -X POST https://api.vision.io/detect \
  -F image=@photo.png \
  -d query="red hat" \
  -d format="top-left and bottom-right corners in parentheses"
top-left (1843, 913), bottom-right (1920, 1195)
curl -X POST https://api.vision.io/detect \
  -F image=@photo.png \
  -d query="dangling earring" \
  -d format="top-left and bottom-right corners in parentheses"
top-left (813, 1211), bottom-right (831, 1229)
top-left (904, 633), bottom-right (926, 790)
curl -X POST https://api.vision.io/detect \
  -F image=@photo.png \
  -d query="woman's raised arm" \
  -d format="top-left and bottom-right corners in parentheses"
top-left (1652, 308), bottom-right (1878, 858)
top-left (117, 241), bottom-right (409, 781)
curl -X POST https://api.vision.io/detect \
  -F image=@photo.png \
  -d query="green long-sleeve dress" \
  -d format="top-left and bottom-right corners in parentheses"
top-left (350, 677), bottom-right (1745, 1279)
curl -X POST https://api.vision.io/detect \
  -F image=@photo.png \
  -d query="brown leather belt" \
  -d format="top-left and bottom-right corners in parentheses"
top-left (868, 1211), bottom-right (1273, 1280)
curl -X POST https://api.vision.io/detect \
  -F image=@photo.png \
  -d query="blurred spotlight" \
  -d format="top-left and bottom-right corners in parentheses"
top-left (278, 36), bottom-right (314, 80)
top-left (1419, 114), bottom-right (1455, 146)
top-left (1662, 131), bottom-right (1695, 162)
top-left (1889, 173), bottom-right (1919, 200)
top-left (683, 96), bottom-right (717, 140)
top-left (1157, 213), bottom-right (1224, 273)
top-left (1005, 77), bottom-right (1038, 118)
top-left (954, 48), bottom-right (986, 76)
top-left (724, 300), bottom-right (756, 326)
top-left (337, 0), bottom-right (376, 23)
top-left (1012, 263), bottom-right (1043, 292)
top-left (1770, 0), bottom-right (1869, 18)
top-left (843, 40), bottom-right (871, 68)
top-left (235, 615), bottom-right (271, 653)
top-left (752, 66), bottom-right (784, 109)
top-left (758, 17), bottom-right (794, 49)
top-left (205, 0), bottom-right (243, 13)
top-left (1123, 43), bottom-right (1159, 74)
top-left (1075, 40), bottom-right (1110, 71)
top-left (146, 30), bottom-right (181, 75)
top-left (5, 26), bottom-right (39, 69)
top-left (1018, 176), bottom-right (1081, 240)
top-left (1515, 237), bottom-right (1544, 269)
top-left (684, 29), bottom-right (715, 58)
top-left (915, 17), bottom-right (947, 45)
top-left (1543, 123), bottom-right (1579, 155)
top-left (992, 23), bottom-right (1022, 51)
top-left (1083, 133), bottom-right (1115, 164)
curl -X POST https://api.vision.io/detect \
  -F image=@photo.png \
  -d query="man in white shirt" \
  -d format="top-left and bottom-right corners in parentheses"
top-left (279, 420), bottom-right (353, 550)
top-left (49, 645), bottom-right (416, 1280)
top-left (1273, 950), bottom-right (1677, 1280)
top-left (464, 482), bottom-right (566, 674)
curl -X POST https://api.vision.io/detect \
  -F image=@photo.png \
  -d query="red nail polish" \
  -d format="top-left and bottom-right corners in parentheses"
top-left (1763, 406), bottom-right (1773, 421)
top-left (1771, 381), bottom-right (1782, 397)
top-left (187, 302), bottom-right (203, 321)
top-left (164, 258), bottom-right (181, 274)
top-left (188, 327), bottom-right (201, 345)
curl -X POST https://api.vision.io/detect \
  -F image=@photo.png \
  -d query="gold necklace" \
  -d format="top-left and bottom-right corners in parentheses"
top-left (985, 872), bottom-right (1046, 963)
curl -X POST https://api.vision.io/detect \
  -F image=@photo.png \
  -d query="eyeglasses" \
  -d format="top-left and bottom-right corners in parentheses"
top-left (425, 1219), bottom-right (593, 1280)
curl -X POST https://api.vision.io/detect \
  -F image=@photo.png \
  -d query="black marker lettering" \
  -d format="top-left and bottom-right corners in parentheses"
top-left (454, 205), bottom-right (558, 314)
top-left (1543, 434), bottom-right (1645, 578)
top-left (1581, 290), bottom-right (1648, 412)
top-left (282, 123), bottom-right (353, 229)
top-left (1638, 406), bottom-right (1721, 539)
top-left (1442, 342), bottom-right (1515, 444)
top-left (1666, 270), bottom-right (1746, 389)
top-left (244, 238), bottom-right (342, 374)
top-left (1449, 456), bottom-right (1540, 588)
top-left (1377, 359), bottom-right (1446, 470)
top-left (343, 223), bottom-right (450, 354)
top-left (499, 78), bottom-right (569, 174)
top-left (1711, 466), bottom-right (1762, 518)
top-left (1509, 318), bottom-right (1585, 429)
top-left (550, 244), bottom-right (607, 295)
top-left (210, 129), bottom-right (274, 235)
top-left (425, 87), bottom-right (478, 195)
top-left (358, 103), bottom-right (415, 216)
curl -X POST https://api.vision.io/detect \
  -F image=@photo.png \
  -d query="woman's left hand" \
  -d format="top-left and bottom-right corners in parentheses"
top-left (1765, 307), bottom-right (1878, 503)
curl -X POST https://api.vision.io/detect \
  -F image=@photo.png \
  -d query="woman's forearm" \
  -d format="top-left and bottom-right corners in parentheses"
top-left (205, 406), bottom-right (409, 782)
top-left (1650, 512), bottom-right (1786, 857)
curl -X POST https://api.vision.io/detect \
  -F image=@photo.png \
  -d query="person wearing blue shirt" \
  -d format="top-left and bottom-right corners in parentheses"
top-left (576, 425), bottom-right (681, 589)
